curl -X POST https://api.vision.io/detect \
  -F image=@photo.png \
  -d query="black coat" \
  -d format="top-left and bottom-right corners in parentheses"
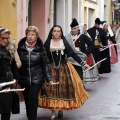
top-left (0, 45), bottom-right (19, 113)
top-left (17, 37), bottom-right (52, 85)
top-left (87, 27), bottom-right (111, 73)
top-left (87, 26), bottom-right (107, 46)
top-left (77, 34), bottom-right (94, 56)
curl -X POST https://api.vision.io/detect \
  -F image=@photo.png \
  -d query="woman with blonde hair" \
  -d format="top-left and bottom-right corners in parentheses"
top-left (17, 26), bottom-right (53, 120)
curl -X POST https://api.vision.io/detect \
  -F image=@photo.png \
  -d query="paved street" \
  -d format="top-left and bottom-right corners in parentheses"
top-left (11, 50), bottom-right (120, 120)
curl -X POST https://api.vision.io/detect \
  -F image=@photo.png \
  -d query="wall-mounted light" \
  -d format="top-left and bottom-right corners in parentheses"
top-left (12, 0), bottom-right (17, 7)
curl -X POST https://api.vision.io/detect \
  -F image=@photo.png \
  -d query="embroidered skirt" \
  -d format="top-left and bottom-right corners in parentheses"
top-left (38, 61), bottom-right (89, 110)
top-left (109, 41), bottom-right (118, 64)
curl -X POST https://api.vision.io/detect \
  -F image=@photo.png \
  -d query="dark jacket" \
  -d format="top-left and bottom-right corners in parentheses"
top-left (17, 37), bottom-right (52, 85)
top-left (0, 45), bottom-right (19, 113)
top-left (87, 26), bottom-right (107, 46)
top-left (76, 34), bottom-right (94, 56)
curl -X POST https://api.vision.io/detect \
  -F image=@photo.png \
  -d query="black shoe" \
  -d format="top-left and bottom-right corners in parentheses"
top-left (58, 110), bottom-right (63, 118)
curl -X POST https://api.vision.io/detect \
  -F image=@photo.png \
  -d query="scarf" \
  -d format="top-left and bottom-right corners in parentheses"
top-left (25, 41), bottom-right (36, 52)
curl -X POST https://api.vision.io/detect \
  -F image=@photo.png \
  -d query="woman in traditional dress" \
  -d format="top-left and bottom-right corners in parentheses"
top-left (103, 23), bottom-right (118, 64)
top-left (82, 24), bottom-right (99, 83)
top-left (38, 25), bottom-right (89, 120)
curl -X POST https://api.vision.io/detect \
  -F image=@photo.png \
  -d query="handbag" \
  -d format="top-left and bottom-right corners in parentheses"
top-left (86, 54), bottom-right (94, 66)
top-left (12, 91), bottom-right (20, 114)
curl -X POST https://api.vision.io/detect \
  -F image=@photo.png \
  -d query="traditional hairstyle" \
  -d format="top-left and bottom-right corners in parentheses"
top-left (103, 23), bottom-right (114, 37)
top-left (44, 25), bottom-right (66, 52)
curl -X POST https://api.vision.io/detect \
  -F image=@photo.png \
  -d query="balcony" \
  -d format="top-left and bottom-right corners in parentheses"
top-left (112, 0), bottom-right (116, 2)
top-left (85, 0), bottom-right (97, 4)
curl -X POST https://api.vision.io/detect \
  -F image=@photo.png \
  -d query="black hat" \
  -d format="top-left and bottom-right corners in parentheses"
top-left (95, 18), bottom-right (102, 24)
top-left (70, 18), bottom-right (79, 27)
top-left (95, 18), bottom-right (107, 25)
top-left (100, 21), bottom-right (107, 24)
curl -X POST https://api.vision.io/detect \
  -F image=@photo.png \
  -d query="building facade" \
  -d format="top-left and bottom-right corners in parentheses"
top-left (104, 0), bottom-right (113, 24)
top-left (0, 0), bottom-right (114, 43)
top-left (112, 0), bottom-right (120, 22)
top-left (0, 0), bottom-right (17, 41)
top-left (49, 0), bottom-right (110, 35)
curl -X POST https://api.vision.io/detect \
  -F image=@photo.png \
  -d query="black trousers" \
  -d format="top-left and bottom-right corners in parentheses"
top-left (1, 113), bottom-right (11, 120)
top-left (21, 84), bottom-right (41, 120)
top-left (93, 47), bottom-right (101, 63)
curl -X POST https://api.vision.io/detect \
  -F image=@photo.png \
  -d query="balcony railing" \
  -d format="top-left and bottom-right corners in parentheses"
top-left (85, 0), bottom-right (97, 4)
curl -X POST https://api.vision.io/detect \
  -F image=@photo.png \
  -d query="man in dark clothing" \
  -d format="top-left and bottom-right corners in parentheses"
top-left (87, 18), bottom-right (111, 73)
top-left (66, 18), bottom-right (94, 80)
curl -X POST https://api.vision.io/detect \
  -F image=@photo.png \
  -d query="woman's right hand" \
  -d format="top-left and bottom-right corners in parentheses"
top-left (49, 80), bottom-right (54, 85)
top-left (4, 87), bottom-right (10, 93)
top-left (49, 80), bottom-right (59, 85)
top-left (99, 47), bottom-right (103, 51)
top-left (0, 85), bottom-right (2, 90)
top-left (84, 64), bottom-right (90, 70)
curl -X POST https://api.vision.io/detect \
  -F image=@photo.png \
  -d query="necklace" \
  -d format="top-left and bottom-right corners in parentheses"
top-left (50, 39), bottom-right (65, 56)
top-left (52, 39), bottom-right (60, 43)
top-left (51, 39), bottom-right (60, 55)
top-left (51, 51), bottom-right (61, 69)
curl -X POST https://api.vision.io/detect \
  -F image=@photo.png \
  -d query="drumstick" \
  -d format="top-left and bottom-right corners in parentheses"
top-left (46, 82), bottom-right (59, 85)
top-left (83, 58), bottom-right (107, 73)
top-left (0, 88), bottom-right (25, 93)
top-left (0, 80), bottom-right (16, 87)
top-left (101, 44), bottom-right (118, 51)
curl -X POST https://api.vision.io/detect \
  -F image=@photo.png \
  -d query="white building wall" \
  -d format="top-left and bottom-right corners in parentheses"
top-left (79, 0), bottom-right (84, 26)
top-left (88, 8), bottom-right (95, 28)
top-left (17, 0), bottom-right (28, 41)
top-left (50, 0), bottom-right (107, 34)
top-left (50, 0), bottom-right (54, 28)
top-left (104, 0), bottom-right (112, 23)
top-left (72, 0), bottom-right (79, 20)
top-left (97, 0), bottom-right (105, 20)
top-left (80, 0), bottom-right (97, 28)
top-left (56, 0), bottom-right (65, 34)
top-left (65, 0), bottom-right (72, 35)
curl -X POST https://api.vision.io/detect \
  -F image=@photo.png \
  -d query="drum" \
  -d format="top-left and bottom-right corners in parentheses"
top-left (86, 54), bottom-right (94, 66)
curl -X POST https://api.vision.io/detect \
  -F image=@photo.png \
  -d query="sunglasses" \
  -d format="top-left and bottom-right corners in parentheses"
top-left (0, 36), bottom-right (10, 40)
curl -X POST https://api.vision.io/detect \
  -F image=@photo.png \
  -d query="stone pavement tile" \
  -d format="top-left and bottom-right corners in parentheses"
top-left (89, 115), bottom-right (120, 120)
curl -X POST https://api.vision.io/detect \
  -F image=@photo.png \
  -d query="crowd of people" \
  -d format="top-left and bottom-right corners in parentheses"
top-left (0, 17), bottom-right (119, 120)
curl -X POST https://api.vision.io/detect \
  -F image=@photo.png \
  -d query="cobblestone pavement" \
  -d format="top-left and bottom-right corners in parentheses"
top-left (11, 51), bottom-right (120, 120)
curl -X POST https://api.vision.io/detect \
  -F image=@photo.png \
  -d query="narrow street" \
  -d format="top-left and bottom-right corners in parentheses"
top-left (11, 50), bottom-right (120, 120)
